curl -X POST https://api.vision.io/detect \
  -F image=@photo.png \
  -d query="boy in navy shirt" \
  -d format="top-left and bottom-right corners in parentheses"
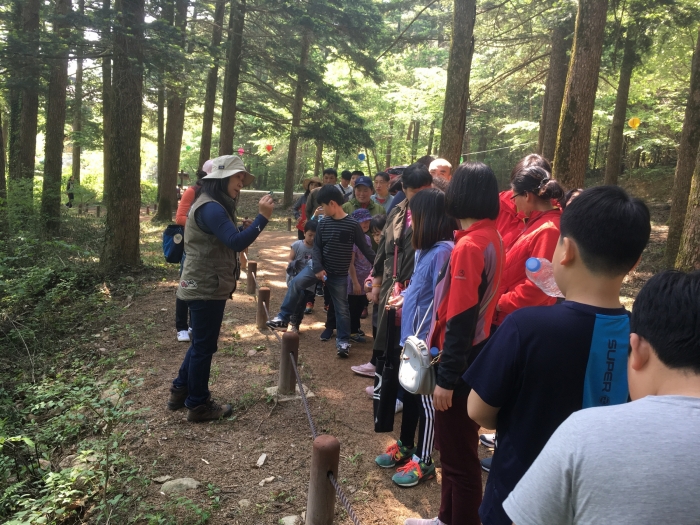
top-left (464, 186), bottom-right (651, 525)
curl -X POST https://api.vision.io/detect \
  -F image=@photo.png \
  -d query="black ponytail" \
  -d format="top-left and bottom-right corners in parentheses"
top-left (512, 166), bottom-right (566, 208)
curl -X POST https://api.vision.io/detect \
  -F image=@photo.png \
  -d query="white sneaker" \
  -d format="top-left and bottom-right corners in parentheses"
top-left (479, 433), bottom-right (496, 448)
top-left (177, 330), bottom-right (190, 342)
top-left (404, 518), bottom-right (444, 525)
top-left (365, 385), bottom-right (374, 398)
top-left (395, 399), bottom-right (404, 413)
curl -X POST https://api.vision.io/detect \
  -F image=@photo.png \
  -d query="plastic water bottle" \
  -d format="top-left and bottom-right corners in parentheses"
top-left (525, 258), bottom-right (564, 298)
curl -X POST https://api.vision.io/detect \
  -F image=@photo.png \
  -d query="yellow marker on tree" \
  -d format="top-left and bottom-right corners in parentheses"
top-left (628, 117), bottom-right (641, 129)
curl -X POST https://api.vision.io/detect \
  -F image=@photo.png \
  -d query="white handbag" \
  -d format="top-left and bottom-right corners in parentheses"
top-left (398, 302), bottom-right (439, 395)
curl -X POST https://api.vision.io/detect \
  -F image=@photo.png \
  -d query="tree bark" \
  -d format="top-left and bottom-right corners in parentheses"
top-left (102, 0), bottom-right (112, 202)
top-left (72, 0), bottom-right (85, 184)
top-left (154, 0), bottom-right (188, 222)
top-left (100, 0), bottom-right (145, 273)
top-left (7, 2), bottom-right (22, 190)
top-left (314, 140), bottom-right (323, 178)
top-left (676, 151), bottom-right (700, 271)
top-left (283, 30), bottom-right (312, 207)
top-left (552, 0), bottom-right (609, 189)
top-left (219, 0), bottom-right (247, 156)
top-left (439, 0), bottom-right (477, 169)
top-left (541, 17), bottom-right (574, 161)
top-left (41, 0), bottom-right (72, 236)
top-left (198, 0), bottom-right (226, 169)
top-left (15, 0), bottom-right (42, 215)
top-left (666, 25), bottom-right (700, 267)
top-left (372, 147), bottom-right (381, 173)
top-left (411, 120), bottom-right (420, 163)
top-left (0, 108), bottom-right (8, 234)
top-left (426, 120), bottom-right (435, 157)
top-left (156, 82), bottom-right (164, 202)
top-left (604, 27), bottom-right (638, 185)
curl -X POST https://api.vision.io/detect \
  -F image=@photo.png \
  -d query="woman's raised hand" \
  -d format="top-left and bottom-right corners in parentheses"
top-left (259, 195), bottom-right (274, 219)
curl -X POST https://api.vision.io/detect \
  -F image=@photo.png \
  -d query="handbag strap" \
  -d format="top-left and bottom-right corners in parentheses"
top-left (391, 206), bottom-right (409, 281)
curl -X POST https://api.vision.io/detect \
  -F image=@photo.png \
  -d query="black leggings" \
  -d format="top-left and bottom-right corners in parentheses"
top-left (399, 392), bottom-right (435, 464)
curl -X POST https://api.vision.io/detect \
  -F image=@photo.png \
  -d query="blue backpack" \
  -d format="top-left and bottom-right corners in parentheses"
top-left (163, 224), bottom-right (185, 263)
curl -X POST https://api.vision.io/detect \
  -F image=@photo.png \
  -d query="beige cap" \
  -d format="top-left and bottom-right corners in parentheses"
top-left (203, 155), bottom-right (255, 187)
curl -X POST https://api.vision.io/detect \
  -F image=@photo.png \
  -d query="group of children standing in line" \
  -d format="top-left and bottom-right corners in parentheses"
top-left (267, 152), bottom-right (700, 525)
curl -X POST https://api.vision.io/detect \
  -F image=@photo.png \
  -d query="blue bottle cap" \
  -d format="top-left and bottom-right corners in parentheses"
top-left (430, 347), bottom-right (440, 358)
top-left (525, 257), bottom-right (541, 272)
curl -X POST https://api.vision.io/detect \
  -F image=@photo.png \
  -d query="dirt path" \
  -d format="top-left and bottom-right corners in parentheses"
top-left (112, 229), bottom-right (492, 524)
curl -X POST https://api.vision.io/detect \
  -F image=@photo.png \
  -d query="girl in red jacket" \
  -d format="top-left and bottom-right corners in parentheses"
top-left (492, 165), bottom-right (565, 327)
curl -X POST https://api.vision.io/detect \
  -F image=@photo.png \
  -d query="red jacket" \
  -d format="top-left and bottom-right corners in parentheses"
top-left (175, 186), bottom-right (196, 226)
top-left (495, 190), bottom-right (527, 250)
top-left (493, 208), bottom-right (561, 325)
top-left (430, 219), bottom-right (504, 394)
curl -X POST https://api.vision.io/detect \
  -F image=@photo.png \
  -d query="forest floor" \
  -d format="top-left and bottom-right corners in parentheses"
top-left (95, 188), bottom-right (670, 525)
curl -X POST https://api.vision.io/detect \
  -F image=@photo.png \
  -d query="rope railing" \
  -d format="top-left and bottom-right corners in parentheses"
top-left (245, 261), bottom-right (363, 525)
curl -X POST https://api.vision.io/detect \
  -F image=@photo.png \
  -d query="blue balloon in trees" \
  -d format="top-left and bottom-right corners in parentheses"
top-left (358, 153), bottom-right (366, 161)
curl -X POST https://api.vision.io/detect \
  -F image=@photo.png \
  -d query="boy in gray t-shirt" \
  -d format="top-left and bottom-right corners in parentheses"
top-left (504, 270), bottom-right (700, 525)
top-left (285, 221), bottom-right (317, 331)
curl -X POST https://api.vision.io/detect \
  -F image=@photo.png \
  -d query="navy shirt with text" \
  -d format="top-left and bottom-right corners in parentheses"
top-left (463, 301), bottom-right (630, 525)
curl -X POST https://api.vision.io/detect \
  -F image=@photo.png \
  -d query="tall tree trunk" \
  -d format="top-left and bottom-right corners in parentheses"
top-left (102, 0), bottom-right (112, 202)
top-left (41, 0), bottom-right (72, 236)
top-left (156, 82), bottom-right (164, 202)
top-left (0, 109), bottom-right (8, 235)
top-left (372, 147), bottom-right (380, 173)
top-left (541, 17), bottom-right (575, 161)
top-left (283, 30), bottom-right (312, 207)
top-left (604, 27), bottom-right (639, 185)
top-left (552, 0), bottom-right (609, 189)
top-left (313, 140), bottom-right (323, 178)
top-left (198, 0), bottom-right (226, 169)
top-left (411, 120), bottom-right (420, 163)
top-left (154, 0), bottom-right (188, 222)
top-left (666, 26), bottom-right (700, 267)
top-left (439, 0), bottom-right (477, 169)
top-left (100, 0), bottom-right (145, 272)
top-left (334, 150), bottom-right (340, 169)
top-left (426, 120), bottom-right (435, 157)
top-left (385, 119), bottom-right (393, 168)
top-left (72, 0), bottom-right (85, 184)
top-left (7, 2), bottom-right (22, 190)
top-left (676, 151), bottom-right (700, 270)
top-left (15, 0), bottom-right (42, 216)
top-left (219, 0), bottom-right (247, 155)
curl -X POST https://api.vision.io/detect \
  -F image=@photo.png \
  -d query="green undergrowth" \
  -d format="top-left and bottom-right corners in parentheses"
top-left (0, 211), bottom-right (210, 524)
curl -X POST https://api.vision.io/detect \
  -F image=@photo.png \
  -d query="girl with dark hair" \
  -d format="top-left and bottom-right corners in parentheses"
top-left (496, 153), bottom-right (552, 248)
top-left (405, 162), bottom-right (504, 525)
top-left (492, 164), bottom-right (565, 328)
top-left (374, 189), bottom-right (456, 488)
top-left (168, 155), bottom-right (274, 423)
top-left (293, 177), bottom-right (322, 240)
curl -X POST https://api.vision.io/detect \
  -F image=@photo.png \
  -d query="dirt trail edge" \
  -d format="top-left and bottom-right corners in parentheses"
top-left (117, 229), bottom-right (490, 525)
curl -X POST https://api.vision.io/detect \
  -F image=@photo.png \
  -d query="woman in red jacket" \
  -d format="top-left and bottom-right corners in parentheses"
top-left (492, 165), bottom-right (565, 327)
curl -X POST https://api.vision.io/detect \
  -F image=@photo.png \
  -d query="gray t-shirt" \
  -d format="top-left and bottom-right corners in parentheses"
top-left (503, 395), bottom-right (700, 525)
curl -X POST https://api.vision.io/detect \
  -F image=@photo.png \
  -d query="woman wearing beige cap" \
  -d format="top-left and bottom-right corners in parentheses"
top-left (167, 155), bottom-right (274, 422)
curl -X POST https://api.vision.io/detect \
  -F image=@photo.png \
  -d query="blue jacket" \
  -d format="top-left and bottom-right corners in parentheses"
top-left (400, 240), bottom-right (454, 346)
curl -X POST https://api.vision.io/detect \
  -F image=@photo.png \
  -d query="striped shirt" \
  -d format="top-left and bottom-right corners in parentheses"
top-left (312, 215), bottom-right (375, 277)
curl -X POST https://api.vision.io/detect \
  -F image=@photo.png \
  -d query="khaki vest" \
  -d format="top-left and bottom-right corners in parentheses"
top-left (176, 194), bottom-right (240, 301)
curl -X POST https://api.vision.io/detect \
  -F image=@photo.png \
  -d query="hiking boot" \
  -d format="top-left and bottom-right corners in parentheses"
top-left (289, 323), bottom-right (300, 333)
top-left (479, 433), bottom-right (496, 449)
top-left (266, 316), bottom-right (288, 332)
top-left (304, 302), bottom-right (314, 314)
top-left (481, 456), bottom-right (492, 473)
top-left (349, 333), bottom-right (366, 343)
top-left (350, 362), bottom-right (375, 378)
top-left (336, 342), bottom-right (350, 358)
top-left (392, 455), bottom-right (436, 487)
top-left (375, 440), bottom-right (416, 468)
top-left (186, 399), bottom-right (233, 422)
top-left (167, 385), bottom-right (188, 410)
top-left (177, 330), bottom-right (190, 342)
top-left (320, 328), bottom-right (334, 341)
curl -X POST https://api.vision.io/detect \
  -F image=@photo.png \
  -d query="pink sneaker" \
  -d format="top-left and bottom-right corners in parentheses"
top-left (351, 362), bottom-right (376, 378)
top-left (365, 385), bottom-right (374, 398)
